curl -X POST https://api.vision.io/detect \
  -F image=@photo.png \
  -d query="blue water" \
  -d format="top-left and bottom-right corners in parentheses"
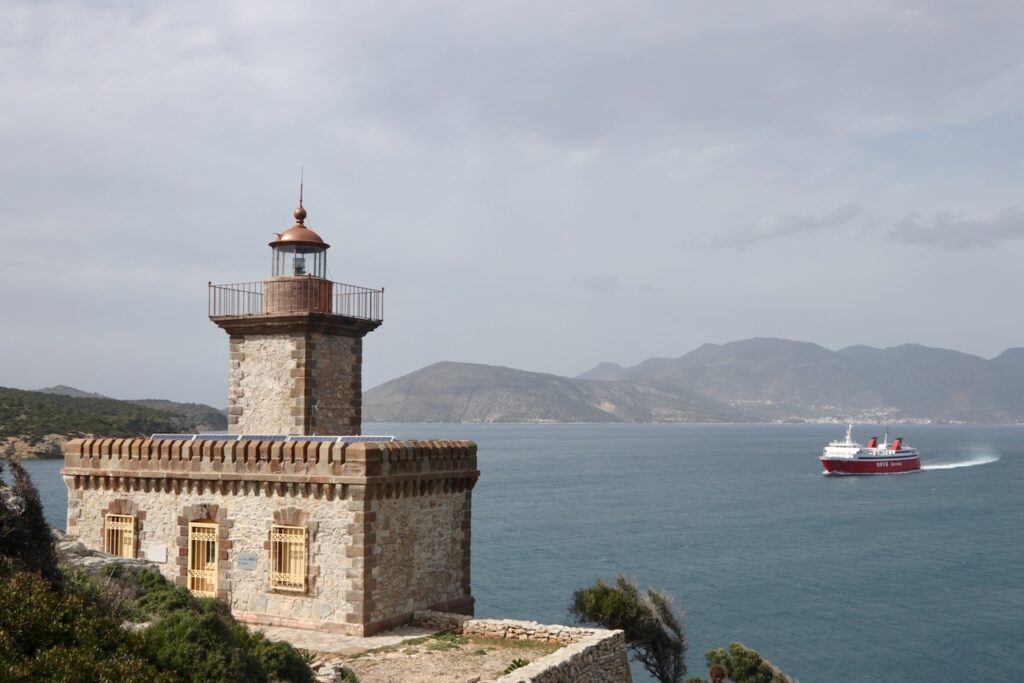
top-left (20, 424), bottom-right (1024, 682)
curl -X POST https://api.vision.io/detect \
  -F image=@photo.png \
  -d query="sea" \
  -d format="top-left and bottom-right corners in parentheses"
top-left (18, 423), bottom-right (1024, 682)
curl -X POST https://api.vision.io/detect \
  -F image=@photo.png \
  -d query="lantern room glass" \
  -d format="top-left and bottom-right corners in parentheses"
top-left (273, 245), bottom-right (326, 278)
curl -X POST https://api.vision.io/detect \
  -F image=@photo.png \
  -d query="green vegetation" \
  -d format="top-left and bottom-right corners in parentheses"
top-left (426, 631), bottom-right (469, 651)
top-left (334, 666), bottom-right (359, 682)
top-left (0, 455), bottom-right (313, 683)
top-left (0, 385), bottom-right (225, 444)
top-left (572, 577), bottom-right (796, 683)
top-left (0, 568), bottom-right (170, 682)
top-left (688, 642), bottom-right (794, 683)
top-left (0, 456), bottom-right (61, 585)
top-left (570, 574), bottom-right (687, 683)
top-left (130, 398), bottom-right (227, 432)
top-left (502, 657), bottom-right (531, 674)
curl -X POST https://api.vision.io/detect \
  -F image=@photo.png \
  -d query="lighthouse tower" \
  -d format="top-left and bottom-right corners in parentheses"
top-left (209, 194), bottom-right (383, 435)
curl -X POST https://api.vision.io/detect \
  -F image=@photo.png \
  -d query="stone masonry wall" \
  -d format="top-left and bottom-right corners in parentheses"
top-left (229, 334), bottom-right (304, 434)
top-left (370, 491), bottom-right (472, 624)
top-left (63, 438), bottom-right (479, 635)
top-left (413, 611), bottom-right (633, 683)
top-left (227, 332), bottom-right (362, 436)
top-left (307, 332), bottom-right (361, 435)
top-left (66, 485), bottom-right (357, 628)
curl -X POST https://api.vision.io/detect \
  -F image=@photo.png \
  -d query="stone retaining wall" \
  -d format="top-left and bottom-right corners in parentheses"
top-left (413, 611), bottom-right (632, 683)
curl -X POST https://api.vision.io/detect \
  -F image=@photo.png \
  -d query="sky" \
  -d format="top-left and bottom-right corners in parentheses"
top-left (2, 1), bottom-right (1023, 406)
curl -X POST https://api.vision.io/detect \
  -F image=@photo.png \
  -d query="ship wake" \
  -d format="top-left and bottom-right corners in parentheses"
top-left (921, 453), bottom-right (1000, 471)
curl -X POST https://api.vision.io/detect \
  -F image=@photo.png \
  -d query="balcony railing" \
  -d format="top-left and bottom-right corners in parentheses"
top-left (208, 279), bottom-right (383, 322)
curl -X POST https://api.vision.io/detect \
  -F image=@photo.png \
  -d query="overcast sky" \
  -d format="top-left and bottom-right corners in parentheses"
top-left (2, 1), bottom-right (1023, 406)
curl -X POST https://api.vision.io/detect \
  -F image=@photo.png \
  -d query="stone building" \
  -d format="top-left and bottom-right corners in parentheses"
top-left (62, 197), bottom-right (479, 635)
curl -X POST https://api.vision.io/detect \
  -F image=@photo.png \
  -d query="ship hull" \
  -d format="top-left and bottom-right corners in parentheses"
top-left (821, 456), bottom-right (921, 475)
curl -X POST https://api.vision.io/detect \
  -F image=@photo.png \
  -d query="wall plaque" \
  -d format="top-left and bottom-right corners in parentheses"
top-left (144, 544), bottom-right (167, 563)
top-left (237, 551), bottom-right (259, 570)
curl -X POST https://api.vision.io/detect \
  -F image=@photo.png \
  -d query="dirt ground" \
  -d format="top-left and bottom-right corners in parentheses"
top-left (326, 632), bottom-right (561, 683)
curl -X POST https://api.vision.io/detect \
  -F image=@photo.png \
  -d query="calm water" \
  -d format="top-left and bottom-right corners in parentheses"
top-left (21, 424), bottom-right (1024, 682)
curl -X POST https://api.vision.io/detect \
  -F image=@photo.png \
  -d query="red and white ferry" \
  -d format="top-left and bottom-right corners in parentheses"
top-left (820, 424), bottom-right (921, 475)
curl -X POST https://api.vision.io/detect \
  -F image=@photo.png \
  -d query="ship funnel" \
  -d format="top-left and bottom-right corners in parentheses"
top-left (867, 437), bottom-right (878, 448)
top-left (892, 438), bottom-right (903, 450)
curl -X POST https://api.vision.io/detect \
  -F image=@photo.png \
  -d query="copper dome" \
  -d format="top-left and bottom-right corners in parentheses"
top-left (269, 204), bottom-right (330, 249)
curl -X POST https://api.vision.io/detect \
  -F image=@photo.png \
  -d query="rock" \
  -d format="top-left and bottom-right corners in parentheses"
top-left (1, 434), bottom-right (73, 460)
top-left (314, 662), bottom-right (349, 682)
top-left (122, 621), bottom-right (153, 632)
top-left (58, 541), bottom-right (89, 556)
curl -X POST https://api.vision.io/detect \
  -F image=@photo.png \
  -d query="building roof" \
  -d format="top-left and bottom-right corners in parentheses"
top-left (269, 204), bottom-right (330, 249)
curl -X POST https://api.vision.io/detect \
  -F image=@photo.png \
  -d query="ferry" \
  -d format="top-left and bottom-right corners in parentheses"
top-left (820, 424), bottom-right (921, 475)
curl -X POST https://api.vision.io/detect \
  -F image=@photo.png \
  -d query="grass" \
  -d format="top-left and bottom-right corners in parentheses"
top-left (425, 631), bottom-right (469, 651)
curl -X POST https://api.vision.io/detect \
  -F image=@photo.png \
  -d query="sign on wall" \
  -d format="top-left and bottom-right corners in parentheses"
top-left (236, 551), bottom-right (259, 570)
top-left (144, 544), bottom-right (167, 563)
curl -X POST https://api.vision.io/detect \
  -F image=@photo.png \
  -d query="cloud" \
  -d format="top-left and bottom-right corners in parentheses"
top-left (2, 1), bottom-right (1024, 401)
top-left (697, 204), bottom-right (864, 249)
top-left (576, 274), bottom-right (619, 292)
top-left (888, 209), bottom-right (1024, 249)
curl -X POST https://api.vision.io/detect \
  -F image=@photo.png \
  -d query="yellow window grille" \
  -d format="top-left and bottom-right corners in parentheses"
top-left (270, 525), bottom-right (307, 592)
top-left (188, 522), bottom-right (219, 597)
top-left (103, 514), bottom-right (135, 558)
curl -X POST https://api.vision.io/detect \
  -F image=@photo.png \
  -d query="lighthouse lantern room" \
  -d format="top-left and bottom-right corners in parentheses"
top-left (270, 203), bottom-right (328, 278)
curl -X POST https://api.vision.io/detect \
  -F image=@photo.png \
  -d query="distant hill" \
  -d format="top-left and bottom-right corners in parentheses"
top-left (129, 400), bottom-right (227, 432)
top-left (575, 362), bottom-right (627, 381)
top-left (1, 386), bottom-right (227, 457)
top-left (575, 338), bottom-right (1024, 423)
top-left (35, 386), bottom-right (227, 432)
top-left (365, 339), bottom-right (1024, 424)
top-left (36, 385), bottom-right (109, 399)
top-left (363, 361), bottom-right (739, 423)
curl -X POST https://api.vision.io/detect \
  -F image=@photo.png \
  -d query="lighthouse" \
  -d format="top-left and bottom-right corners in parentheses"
top-left (208, 194), bottom-right (383, 436)
top-left (63, 187), bottom-right (478, 637)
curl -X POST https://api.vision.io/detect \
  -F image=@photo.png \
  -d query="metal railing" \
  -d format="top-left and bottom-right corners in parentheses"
top-left (208, 279), bottom-right (383, 322)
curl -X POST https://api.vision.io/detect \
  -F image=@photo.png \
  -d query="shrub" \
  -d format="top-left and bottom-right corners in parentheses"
top-left (335, 665), bottom-right (359, 682)
top-left (140, 608), bottom-right (266, 683)
top-left (0, 565), bottom-right (170, 682)
top-left (703, 642), bottom-right (794, 683)
top-left (0, 456), bottom-right (61, 585)
top-left (571, 575), bottom-right (687, 683)
top-left (503, 657), bottom-right (531, 674)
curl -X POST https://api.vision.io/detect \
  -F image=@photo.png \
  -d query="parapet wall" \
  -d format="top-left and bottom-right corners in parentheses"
top-left (62, 438), bottom-right (478, 493)
top-left (63, 438), bottom-right (478, 636)
top-left (414, 611), bottom-right (633, 683)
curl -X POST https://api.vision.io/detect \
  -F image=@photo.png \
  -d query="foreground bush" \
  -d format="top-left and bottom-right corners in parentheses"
top-left (0, 564), bottom-right (170, 682)
top-left (571, 574), bottom-right (687, 683)
top-left (686, 642), bottom-right (795, 683)
top-left (130, 569), bottom-right (313, 683)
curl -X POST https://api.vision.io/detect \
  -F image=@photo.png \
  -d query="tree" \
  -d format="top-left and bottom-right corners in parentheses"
top-left (0, 454), bottom-right (61, 585)
top-left (686, 643), bottom-right (795, 683)
top-left (570, 575), bottom-right (687, 683)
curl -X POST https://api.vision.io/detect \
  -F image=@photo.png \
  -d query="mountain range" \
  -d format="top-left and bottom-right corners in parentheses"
top-left (364, 338), bottom-right (1024, 424)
